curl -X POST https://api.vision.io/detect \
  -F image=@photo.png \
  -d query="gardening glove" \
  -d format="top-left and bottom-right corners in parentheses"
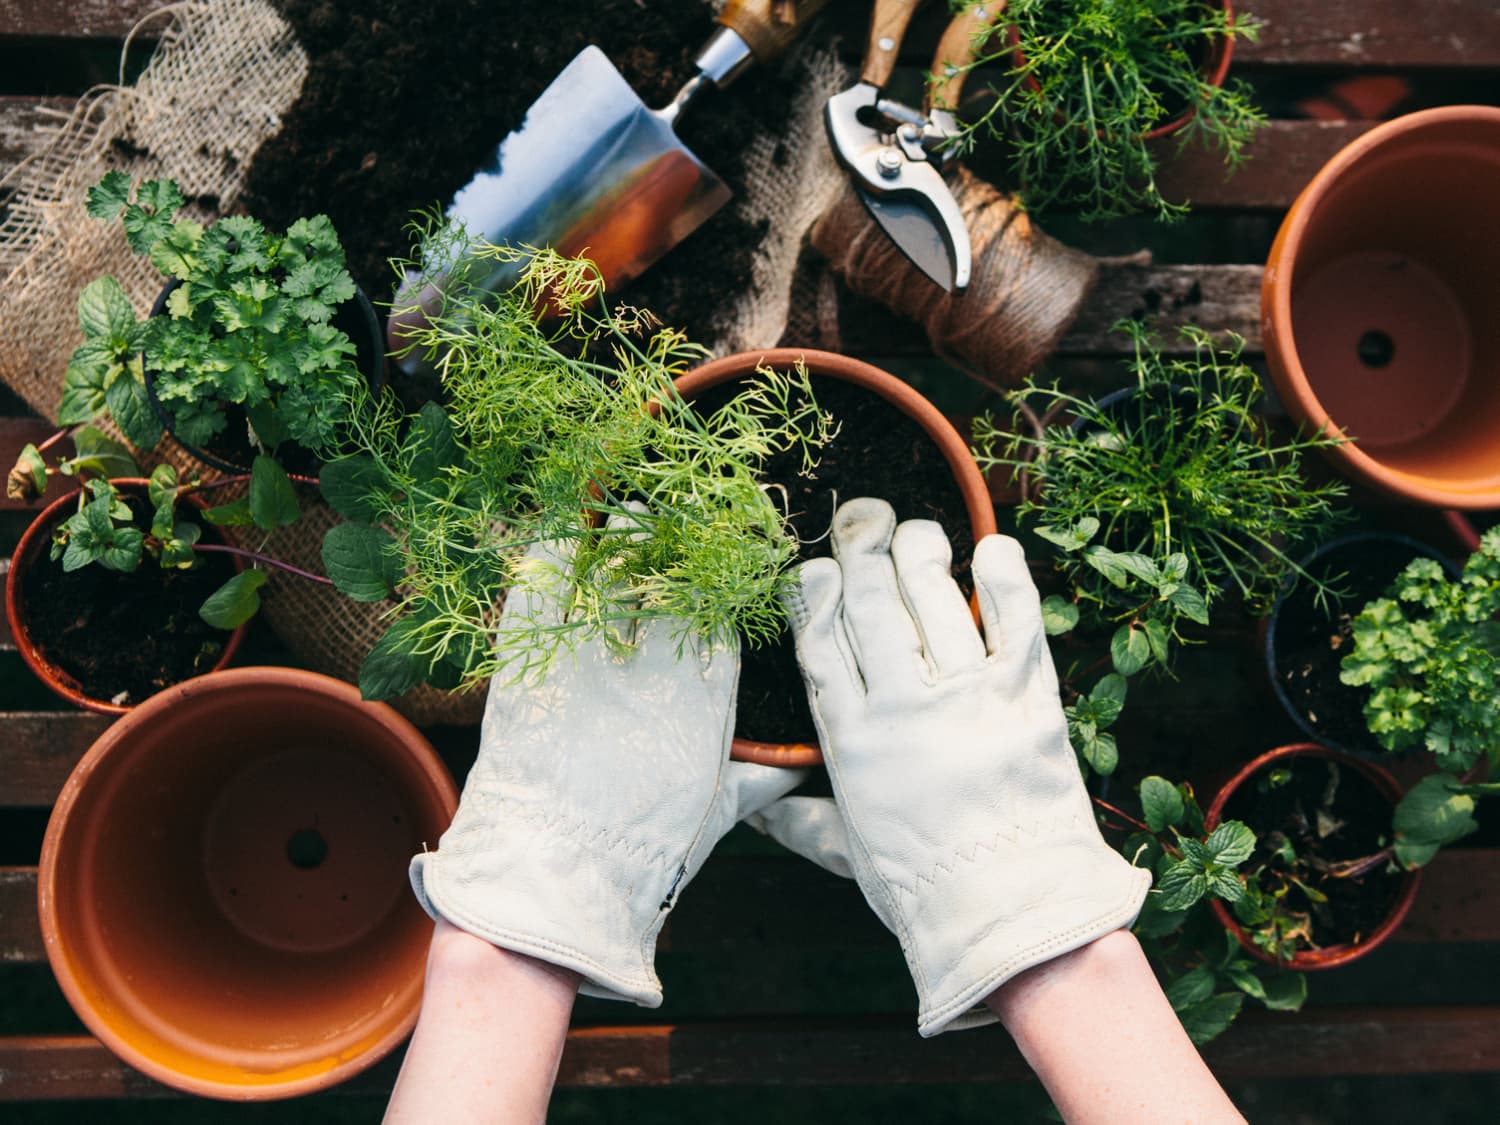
top-left (749, 497), bottom-right (1151, 1036)
top-left (410, 528), bottom-right (805, 1007)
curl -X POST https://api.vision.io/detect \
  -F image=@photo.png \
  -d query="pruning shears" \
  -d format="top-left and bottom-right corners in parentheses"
top-left (825, 0), bottom-right (999, 292)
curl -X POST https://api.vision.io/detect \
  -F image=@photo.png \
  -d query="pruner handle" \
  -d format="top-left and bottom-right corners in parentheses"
top-left (926, 1), bottom-right (1005, 114)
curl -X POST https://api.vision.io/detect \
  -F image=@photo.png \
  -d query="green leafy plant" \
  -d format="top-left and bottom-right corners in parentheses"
top-left (1105, 775), bottom-right (1307, 1045)
top-left (973, 322), bottom-right (1347, 775)
top-left (59, 172), bottom-right (364, 457)
top-left (1340, 527), bottom-right (1500, 866)
top-left (946, 0), bottom-right (1265, 220)
top-left (320, 233), bottom-right (833, 699)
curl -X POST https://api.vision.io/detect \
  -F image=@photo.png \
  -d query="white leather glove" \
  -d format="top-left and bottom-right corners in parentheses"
top-left (410, 536), bottom-right (805, 1007)
top-left (751, 498), bottom-right (1150, 1036)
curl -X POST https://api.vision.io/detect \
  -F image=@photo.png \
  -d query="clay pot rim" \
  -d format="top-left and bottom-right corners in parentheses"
top-left (675, 348), bottom-right (998, 769)
top-left (1203, 741), bottom-right (1422, 971)
top-left (37, 665), bottom-right (458, 1100)
top-left (5, 477), bottom-right (248, 714)
top-left (1007, 0), bottom-right (1237, 142)
top-left (1261, 532), bottom-right (1460, 757)
top-left (1262, 105), bottom-right (1500, 508)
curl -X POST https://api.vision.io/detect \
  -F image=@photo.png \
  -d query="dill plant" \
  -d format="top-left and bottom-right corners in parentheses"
top-left (320, 234), bottom-right (832, 700)
top-left (946, 0), bottom-right (1264, 220)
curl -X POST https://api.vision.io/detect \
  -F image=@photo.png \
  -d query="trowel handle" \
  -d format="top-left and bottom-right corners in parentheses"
top-left (720, 0), bottom-right (832, 65)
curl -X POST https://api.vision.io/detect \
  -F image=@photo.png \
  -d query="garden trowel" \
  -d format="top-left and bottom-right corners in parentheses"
top-left (390, 0), bottom-right (829, 373)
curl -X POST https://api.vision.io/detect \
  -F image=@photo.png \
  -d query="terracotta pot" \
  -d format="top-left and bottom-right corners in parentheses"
top-left (1205, 742), bottom-right (1421, 970)
top-left (38, 666), bottom-right (458, 1099)
top-left (144, 282), bottom-right (386, 477)
top-left (1009, 0), bottom-right (1237, 140)
top-left (5, 479), bottom-right (248, 714)
top-left (675, 348), bottom-right (998, 768)
top-left (1262, 533), bottom-right (1459, 757)
top-left (1262, 106), bottom-right (1500, 508)
top-left (1442, 508), bottom-right (1500, 555)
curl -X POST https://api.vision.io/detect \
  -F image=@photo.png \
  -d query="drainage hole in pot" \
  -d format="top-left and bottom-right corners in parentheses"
top-left (286, 827), bottom-right (329, 869)
top-left (1357, 330), bottom-right (1395, 369)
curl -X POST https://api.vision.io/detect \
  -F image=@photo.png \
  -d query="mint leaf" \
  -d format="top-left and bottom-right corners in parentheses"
top-left (1169, 582), bottom-right (1210, 625)
top-left (1140, 775), bottom-right (1186, 832)
top-left (321, 522), bottom-right (401, 602)
top-left (1035, 517), bottom-right (1098, 552)
top-left (77, 276), bottom-right (137, 340)
top-left (1041, 594), bottom-right (1080, 636)
top-left (319, 455), bottom-right (385, 521)
top-left (104, 370), bottom-right (164, 451)
top-left (199, 568), bottom-right (269, 629)
top-left (1110, 623), bottom-right (1150, 676)
top-left (1175, 993), bottom-right (1243, 1046)
top-left (249, 456), bottom-right (300, 529)
top-left (1204, 820), bottom-right (1257, 867)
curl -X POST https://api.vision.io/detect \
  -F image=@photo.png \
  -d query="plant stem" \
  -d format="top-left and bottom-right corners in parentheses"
top-left (193, 543), bottom-right (333, 585)
top-left (35, 428), bottom-right (70, 455)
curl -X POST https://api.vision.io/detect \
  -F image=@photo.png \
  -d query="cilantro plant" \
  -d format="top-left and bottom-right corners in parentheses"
top-left (973, 322), bottom-right (1347, 776)
top-left (946, 0), bottom-right (1265, 220)
top-left (58, 172), bottom-right (364, 459)
top-left (319, 235), bottom-right (833, 700)
top-left (1339, 527), bottom-right (1500, 866)
top-left (1105, 775), bottom-right (1307, 1045)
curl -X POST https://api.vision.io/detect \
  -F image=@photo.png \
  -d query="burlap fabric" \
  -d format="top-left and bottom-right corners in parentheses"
top-left (0, 0), bottom-right (484, 725)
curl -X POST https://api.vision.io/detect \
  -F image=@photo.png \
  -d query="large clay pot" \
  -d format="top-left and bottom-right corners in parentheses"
top-left (1205, 743), bottom-right (1421, 971)
top-left (1262, 106), bottom-right (1500, 508)
top-left (676, 348), bottom-right (997, 768)
top-left (6, 479), bottom-right (248, 714)
top-left (38, 666), bottom-right (458, 1099)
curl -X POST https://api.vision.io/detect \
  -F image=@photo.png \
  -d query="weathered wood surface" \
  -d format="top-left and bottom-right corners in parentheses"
top-left (0, 0), bottom-right (162, 39)
top-left (4, 1006), bottom-right (1500, 1098)
top-left (0, 713), bottom-right (114, 805)
top-left (4, 849), bottom-right (1497, 965)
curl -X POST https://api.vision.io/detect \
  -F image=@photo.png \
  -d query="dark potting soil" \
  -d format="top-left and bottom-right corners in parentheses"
top-left (691, 376), bottom-right (976, 745)
top-left (20, 499), bottom-right (238, 707)
top-left (244, 0), bottom-right (802, 350)
top-left (1220, 754), bottom-right (1405, 951)
top-left (1271, 537), bottom-right (1454, 755)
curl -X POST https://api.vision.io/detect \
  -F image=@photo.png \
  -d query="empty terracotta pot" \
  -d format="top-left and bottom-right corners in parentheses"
top-left (1262, 106), bottom-right (1500, 508)
top-left (38, 666), bottom-right (458, 1099)
top-left (676, 348), bottom-right (997, 769)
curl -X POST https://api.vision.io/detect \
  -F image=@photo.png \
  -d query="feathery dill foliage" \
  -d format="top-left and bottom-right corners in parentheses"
top-left (946, 0), bottom-right (1264, 220)
top-left (974, 322), bottom-right (1348, 621)
top-left (324, 233), bottom-right (832, 699)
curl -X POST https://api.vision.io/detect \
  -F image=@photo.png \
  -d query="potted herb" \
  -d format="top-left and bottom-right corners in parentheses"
top-left (1102, 774), bottom-right (1307, 1045)
top-left (1338, 527), bottom-right (1500, 867)
top-left (1203, 743), bottom-right (1422, 969)
top-left (972, 322), bottom-right (1348, 776)
top-left (57, 172), bottom-right (382, 474)
top-left (951, 0), bottom-right (1264, 220)
top-left (1264, 533), bottom-right (1460, 756)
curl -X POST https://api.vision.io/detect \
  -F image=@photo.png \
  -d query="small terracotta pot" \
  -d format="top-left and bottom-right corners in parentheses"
top-left (5, 479), bottom-right (248, 713)
top-left (1262, 106), bottom-right (1500, 508)
top-left (1205, 742), bottom-right (1421, 970)
top-left (675, 348), bottom-right (998, 768)
top-left (1009, 0), bottom-right (1237, 140)
top-left (38, 666), bottom-right (458, 1099)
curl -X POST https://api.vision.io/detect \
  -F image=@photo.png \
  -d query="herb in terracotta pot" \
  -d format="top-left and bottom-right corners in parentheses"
top-left (320, 239), bottom-right (834, 701)
top-left (949, 0), bottom-right (1264, 220)
top-left (1339, 527), bottom-right (1500, 867)
top-left (57, 172), bottom-right (375, 471)
top-left (1206, 745), bottom-right (1420, 969)
top-left (1102, 774), bottom-right (1306, 1045)
top-left (972, 322), bottom-right (1348, 775)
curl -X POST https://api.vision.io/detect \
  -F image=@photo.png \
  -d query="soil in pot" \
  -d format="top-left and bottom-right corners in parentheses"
top-left (18, 494), bottom-right (237, 707)
top-left (243, 0), bottom-right (799, 349)
top-left (1220, 753), bottom-right (1405, 954)
top-left (1269, 536), bottom-right (1456, 755)
top-left (691, 376), bottom-right (977, 745)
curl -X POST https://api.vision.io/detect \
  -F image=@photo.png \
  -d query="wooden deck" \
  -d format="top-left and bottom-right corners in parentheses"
top-left (2, 0), bottom-right (1499, 1108)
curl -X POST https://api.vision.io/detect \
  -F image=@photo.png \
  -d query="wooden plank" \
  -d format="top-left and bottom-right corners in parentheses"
top-left (1060, 263), bottom-right (1263, 354)
top-left (0, 712), bottom-right (113, 806)
top-left (4, 849), bottom-right (1497, 965)
top-left (0, 95), bottom-right (70, 168)
top-left (3, 1007), bottom-right (1499, 1097)
top-left (0, 0), bottom-right (163, 39)
top-left (1155, 121), bottom-right (1373, 210)
top-left (1240, 0), bottom-right (1500, 68)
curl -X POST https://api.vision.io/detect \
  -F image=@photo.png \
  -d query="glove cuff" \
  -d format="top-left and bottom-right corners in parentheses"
top-left (903, 845), bottom-right (1152, 1037)
top-left (409, 842), bottom-right (670, 1008)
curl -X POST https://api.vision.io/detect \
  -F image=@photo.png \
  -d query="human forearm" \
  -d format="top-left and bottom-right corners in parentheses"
top-left (385, 920), bottom-right (578, 1124)
top-left (985, 929), bottom-right (1244, 1125)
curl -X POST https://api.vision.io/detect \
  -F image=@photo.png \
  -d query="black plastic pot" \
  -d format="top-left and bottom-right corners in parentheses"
top-left (143, 281), bottom-right (386, 476)
top-left (1263, 533), bottom-right (1461, 756)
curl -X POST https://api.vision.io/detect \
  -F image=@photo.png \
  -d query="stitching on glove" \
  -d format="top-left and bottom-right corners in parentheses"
top-left (890, 809), bottom-right (1088, 901)
top-left (451, 799), bottom-right (676, 877)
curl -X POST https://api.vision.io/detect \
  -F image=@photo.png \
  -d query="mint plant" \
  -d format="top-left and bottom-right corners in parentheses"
top-left (946, 0), bottom-right (1265, 220)
top-left (1339, 527), bottom-right (1500, 866)
top-left (321, 234), bottom-right (833, 700)
top-left (58, 172), bottom-right (364, 458)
